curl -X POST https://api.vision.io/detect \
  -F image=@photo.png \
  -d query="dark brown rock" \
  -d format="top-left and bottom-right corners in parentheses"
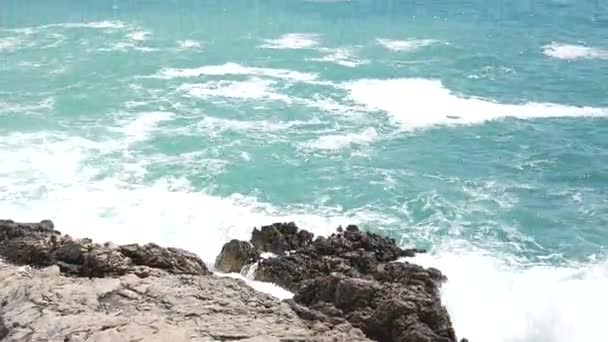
top-left (215, 239), bottom-right (260, 273)
top-left (250, 222), bottom-right (313, 255)
top-left (120, 243), bottom-right (209, 275)
top-left (222, 223), bottom-right (458, 342)
top-left (0, 220), bottom-right (210, 277)
top-left (252, 225), bottom-right (425, 292)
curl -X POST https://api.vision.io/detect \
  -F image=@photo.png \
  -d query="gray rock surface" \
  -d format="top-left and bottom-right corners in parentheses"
top-left (0, 262), bottom-right (370, 342)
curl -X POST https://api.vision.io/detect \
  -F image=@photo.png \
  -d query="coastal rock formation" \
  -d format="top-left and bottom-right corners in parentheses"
top-left (0, 263), bottom-right (370, 342)
top-left (0, 220), bottom-right (370, 341)
top-left (216, 223), bottom-right (458, 342)
top-left (0, 219), bottom-right (209, 277)
top-left (0, 219), bottom-right (461, 342)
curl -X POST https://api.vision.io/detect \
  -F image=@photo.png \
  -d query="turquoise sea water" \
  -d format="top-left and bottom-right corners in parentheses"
top-left (2, 1), bottom-right (608, 340)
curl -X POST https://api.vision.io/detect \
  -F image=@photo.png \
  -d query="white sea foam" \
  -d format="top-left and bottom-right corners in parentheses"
top-left (155, 62), bottom-right (318, 82)
top-left (260, 33), bottom-right (320, 49)
top-left (413, 245), bottom-right (608, 342)
top-left (345, 78), bottom-right (608, 129)
top-left (112, 111), bottom-right (175, 144)
top-left (191, 116), bottom-right (317, 135)
top-left (377, 38), bottom-right (438, 51)
top-left (0, 37), bottom-right (22, 52)
top-left (177, 40), bottom-right (201, 49)
top-left (240, 151), bottom-right (252, 161)
top-left (126, 30), bottom-right (150, 42)
top-left (310, 47), bottom-right (368, 67)
top-left (0, 132), bottom-right (366, 265)
top-left (302, 127), bottom-right (378, 151)
top-left (216, 271), bottom-right (294, 300)
top-left (178, 78), bottom-right (291, 102)
top-left (99, 42), bottom-right (157, 53)
top-left (542, 43), bottom-right (608, 60)
top-left (63, 21), bottom-right (128, 30)
top-left (0, 97), bottom-right (55, 114)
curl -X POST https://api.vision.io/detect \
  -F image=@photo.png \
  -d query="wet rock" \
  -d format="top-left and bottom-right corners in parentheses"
top-left (296, 273), bottom-right (456, 342)
top-left (223, 222), bottom-right (458, 342)
top-left (214, 239), bottom-right (260, 273)
top-left (251, 224), bottom-right (426, 292)
top-left (250, 222), bottom-right (313, 255)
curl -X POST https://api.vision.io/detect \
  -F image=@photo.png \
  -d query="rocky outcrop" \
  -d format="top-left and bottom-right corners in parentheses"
top-left (0, 219), bottom-right (371, 342)
top-left (0, 219), bottom-right (462, 342)
top-left (0, 262), bottom-right (370, 342)
top-left (216, 223), bottom-right (459, 342)
top-left (250, 222), bottom-right (314, 255)
top-left (0, 219), bottom-right (209, 277)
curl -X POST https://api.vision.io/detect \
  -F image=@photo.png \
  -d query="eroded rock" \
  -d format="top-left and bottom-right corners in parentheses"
top-left (214, 239), bottom-right (260, 273)
top-left (217, 222), bottom-right (458, 342)
top-left (0, 220), bottom-right (210, 277)
top-left (0, 262), bottom-right (371, 342)
top-left (250, 222), bottom-right (314, 255)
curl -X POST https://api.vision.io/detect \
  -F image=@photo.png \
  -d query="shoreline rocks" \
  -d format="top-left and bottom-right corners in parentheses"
top-left (0, 219), bottom-right (462, 342)
top-left (216, 222), bottom-right (460, 342)
top-left (0, 219), bottom-right (209, 277)
top-left (0, 219), bottom-right (370, 342)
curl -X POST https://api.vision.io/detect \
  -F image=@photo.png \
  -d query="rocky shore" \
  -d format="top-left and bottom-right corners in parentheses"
top-left (0, 219), bottom-right (462, 342)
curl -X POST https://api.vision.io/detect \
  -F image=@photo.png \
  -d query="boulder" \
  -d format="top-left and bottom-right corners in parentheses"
top-left (214, 239), bottom-right (260, 273)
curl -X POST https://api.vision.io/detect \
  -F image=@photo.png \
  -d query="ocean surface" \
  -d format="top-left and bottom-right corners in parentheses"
top-left (1, 0), bottom-right (608, 341)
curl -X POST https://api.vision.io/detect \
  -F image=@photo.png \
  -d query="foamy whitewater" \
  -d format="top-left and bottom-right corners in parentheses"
top-left (2, 1), bottom-right (608, 341)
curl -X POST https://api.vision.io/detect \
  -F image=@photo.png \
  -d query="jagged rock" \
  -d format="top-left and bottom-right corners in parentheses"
top-left (0, 220), bottom-right (209, 277)
top-left (250, 222), bottom-right (313, 255)
top-left (251, 224), bottom-right (425, 292)
top-left (221, 223), bottom-right (458, 342)
top-left (120, 243), bottom-right (209, 275)
top-left (0, 261), bottom-right (372, 342)
top-left (214, 239), bottom-right (260, 273)
top-left (295, 273), bottom-right (456, 342)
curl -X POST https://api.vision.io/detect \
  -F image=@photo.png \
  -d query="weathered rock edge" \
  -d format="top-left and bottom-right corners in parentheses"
top-left (0, 219), bottom-right (209, 277)
top-left (216, 223), bottom-right (463, 342)
top-left (0, 219), bottom-right (370, 342)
